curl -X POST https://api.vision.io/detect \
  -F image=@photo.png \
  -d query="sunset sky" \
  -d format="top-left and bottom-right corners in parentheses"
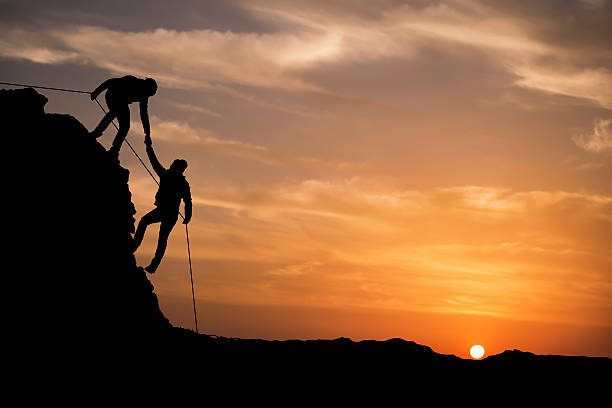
top-left (1, 0), bottom-right (611, 358)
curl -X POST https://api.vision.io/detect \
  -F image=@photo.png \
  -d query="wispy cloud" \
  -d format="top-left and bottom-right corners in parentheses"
top-left (244, 0), bottom-right (612, 109)
top-left (151, 116), bottom-right (275, 163)
top-left (184, 178), bottom-right (612, 324)
top-left (573, 119), bottom-right (612, 152)
top-left (151, 116), bottom-right (359, 170)
top-left (0, 25), bottom-right (332, 91)
top-left (513, 67), bottom-right (612, 110)
top-left (168, 101), bottom-right (223, 119)
top-left (576, 161), bottom-right (606, 170)
top-left (2, 1), bottom-right (610, 110)
top-left (267, 261), bottom-right (323, 276)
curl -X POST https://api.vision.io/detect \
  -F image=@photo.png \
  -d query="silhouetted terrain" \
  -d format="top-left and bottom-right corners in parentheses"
top-left (4, 88), bottom-right (609, 386)
top-left (4, 87), bottom-right (171, 350)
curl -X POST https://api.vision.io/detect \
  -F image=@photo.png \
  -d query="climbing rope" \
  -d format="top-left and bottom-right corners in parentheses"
top-left (1, 80), bottom-right (199, 333)
top-left (0, 81), bottom-right (90, 95)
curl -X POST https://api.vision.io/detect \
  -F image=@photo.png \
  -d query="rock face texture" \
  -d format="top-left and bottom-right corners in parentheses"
top-left (3, 87), bottom-right (171, 348)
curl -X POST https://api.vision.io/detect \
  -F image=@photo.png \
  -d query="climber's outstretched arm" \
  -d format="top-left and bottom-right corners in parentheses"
top-left (91, 79), bottom-right (115, 100)
top-left (140, 99), bottom-right (151, 137)
top-left (144, 136), bottom-right (166, 177)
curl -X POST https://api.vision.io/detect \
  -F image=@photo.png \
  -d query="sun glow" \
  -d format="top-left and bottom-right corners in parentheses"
top-left (470, 345), bottom-right (485, 359)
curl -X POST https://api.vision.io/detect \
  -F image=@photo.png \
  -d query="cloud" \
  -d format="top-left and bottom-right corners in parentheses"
top-left (267, 261), bottom-right (323, 276)
top-left (151, 116), bottom-right (274, 161)
top-left (1, 1), bottom-right (610, 110)
top-left (185, 178), bottom-right (612, 324)
top-left (168, 101), bottom-right (223, 119)
top-left (0, 25), bottom-right (335, 92)
top-left (150, 116), bottom-right (358, 169)
top-left (257, 181), bottom-right (610, 229)
top-left (245, 0), bottom-right (612, 108)
top-left (513, 67), bottom-right (612, 109)
top-left (576, 161), bottom-right (606, 170)
top-left (573, 119), bottom-right (612, 152)
top-left (0, 28), bottom-right (80, 64)
top-left (194, 178), bottom-right (612, 247)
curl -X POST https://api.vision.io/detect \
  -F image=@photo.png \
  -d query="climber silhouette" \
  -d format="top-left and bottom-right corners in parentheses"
top-left (132, 135), bottom-right (192, 273)
top-left (89, 75), bottom-right (157, 157)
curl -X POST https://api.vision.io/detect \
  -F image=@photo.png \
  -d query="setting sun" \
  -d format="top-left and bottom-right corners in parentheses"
top-left (470, 345), bottom-right (485, 359)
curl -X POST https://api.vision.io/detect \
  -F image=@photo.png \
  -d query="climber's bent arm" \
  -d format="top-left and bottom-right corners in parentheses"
top-left (91, 79), bottom-right (115, 100)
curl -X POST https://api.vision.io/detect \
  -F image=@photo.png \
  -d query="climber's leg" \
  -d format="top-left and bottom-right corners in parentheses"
top-left (108, 104), bottom-right (130, 156)
top-left (145, 213), bottom-right (178, 274)
top-left (132, 208), bottom-right (162, 253)
top-left (90, 110), bottom-right (116, 138)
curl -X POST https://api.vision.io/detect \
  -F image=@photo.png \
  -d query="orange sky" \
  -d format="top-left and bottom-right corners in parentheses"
top-left (1, 0), bottom-right (610, 358)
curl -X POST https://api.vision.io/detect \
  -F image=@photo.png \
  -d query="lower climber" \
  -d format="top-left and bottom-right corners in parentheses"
top-left (132, 134), bottom-right (192, 273)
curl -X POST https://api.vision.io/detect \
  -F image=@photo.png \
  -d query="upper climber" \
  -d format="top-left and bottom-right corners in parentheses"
top-left (89, 75), bottom-right (157, 158)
